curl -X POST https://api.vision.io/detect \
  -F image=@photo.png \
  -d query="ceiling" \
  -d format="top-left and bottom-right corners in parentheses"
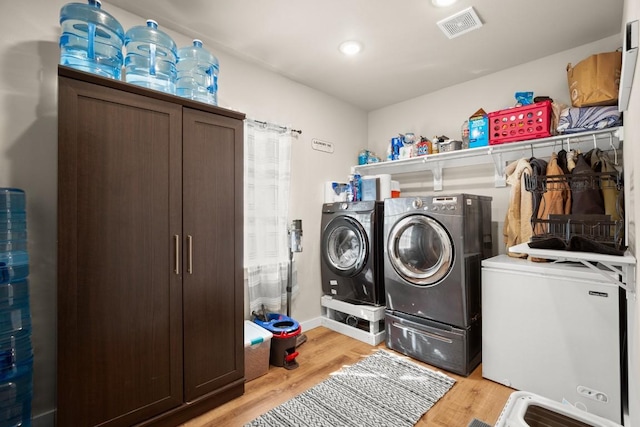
top-left (108, 0), bottom-right (624, 111)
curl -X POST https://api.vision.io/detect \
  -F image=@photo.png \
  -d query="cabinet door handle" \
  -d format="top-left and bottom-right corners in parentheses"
top-left (174, 235), bottom-right (180, 275)
top-left (187, 235), bottom-right (193, 274)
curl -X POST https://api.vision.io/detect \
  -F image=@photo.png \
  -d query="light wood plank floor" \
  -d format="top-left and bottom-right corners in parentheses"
top-left (182, 327), bottom-right (515, 427)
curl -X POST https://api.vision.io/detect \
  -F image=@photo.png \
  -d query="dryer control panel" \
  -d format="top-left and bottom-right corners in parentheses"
top-left (431, 196), bottom-right (459, 211)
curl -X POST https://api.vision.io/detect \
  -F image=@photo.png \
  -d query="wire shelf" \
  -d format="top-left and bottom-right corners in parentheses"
top-left (524, 172), bottom-right (625, 251)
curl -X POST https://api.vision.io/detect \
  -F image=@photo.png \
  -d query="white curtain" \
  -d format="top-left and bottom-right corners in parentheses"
top-left (244, 120), bottom-right (297, 314)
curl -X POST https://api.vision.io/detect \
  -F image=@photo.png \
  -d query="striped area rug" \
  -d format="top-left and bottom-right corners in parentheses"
top-left (245, 350), bottom-right (456, 427)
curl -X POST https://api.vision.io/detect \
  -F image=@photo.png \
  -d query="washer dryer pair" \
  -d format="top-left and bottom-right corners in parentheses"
top-left (320, 201), bottom-right (385, 306)
top-left (384, 194), bottom-right (492, 376)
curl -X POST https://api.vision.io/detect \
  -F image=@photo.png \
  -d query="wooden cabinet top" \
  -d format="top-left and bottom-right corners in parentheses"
top-left (58, 65), bottom-right (246, 121)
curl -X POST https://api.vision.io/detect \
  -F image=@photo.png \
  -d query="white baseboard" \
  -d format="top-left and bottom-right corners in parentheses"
top-left (299, 316), bottom-right (322, 332)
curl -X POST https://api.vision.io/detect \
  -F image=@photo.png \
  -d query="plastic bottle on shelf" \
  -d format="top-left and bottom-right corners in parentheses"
top-left (346, 175), bottom-right (354, 202)
top-left (176, 39), bottom-right (219, 105)
top-left (124, 19), bottom-right (177, 94)
top-left (461, 120), bottom-right (470, 149)
top-left (353, 173), bottom-right (362, 201)
top-left (59, 0), bottom-right (125, 80)
top-left (358, 149), bottom-right (369, 165)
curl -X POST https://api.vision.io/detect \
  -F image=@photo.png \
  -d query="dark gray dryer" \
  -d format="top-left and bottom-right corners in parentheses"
top-left (383, 194), bottom-right (492, 376)
top-left (320, 201), bottom-right (384, 306)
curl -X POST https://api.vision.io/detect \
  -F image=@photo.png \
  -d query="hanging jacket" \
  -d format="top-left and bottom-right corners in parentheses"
top-left (557, 149), bottom-right (571, 174)
top-left (571, 154), bottom-right (605, 215)
top-left (529, 157), bottom-right (548, 220)
top-left (588, 149), bottom-right (622, 221)
top-left (503, 158), bottom-right (533, 258)
top-left (535, 152), bottom-right (571, 235)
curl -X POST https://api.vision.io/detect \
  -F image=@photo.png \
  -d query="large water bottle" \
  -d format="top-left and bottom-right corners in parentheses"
top-left (0, 189), bottom-right (32, 426)
top-left (124, 20), bottom-right (177, 95)
top-left (176, 39), bottom-right (219, 105)
top-left (59, 0), bottom-right (125, 80)
top-left (0, 190), bottom-right (28, 285)
top-left (0, 280), bottom-right (33, 427)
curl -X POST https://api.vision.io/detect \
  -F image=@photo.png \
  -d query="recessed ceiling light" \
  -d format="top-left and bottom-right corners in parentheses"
top-left (339, 40), bottom-right (363, 56)
top-left (431, 0), bottom-right (458, 7)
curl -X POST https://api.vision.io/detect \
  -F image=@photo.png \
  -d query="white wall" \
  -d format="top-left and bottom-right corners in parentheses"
top-left (0, 0), bottom-right (367, 423)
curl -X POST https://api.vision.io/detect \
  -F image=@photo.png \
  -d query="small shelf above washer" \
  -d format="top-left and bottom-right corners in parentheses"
top-left (353, 127), bottom-right (623, 191)
top-left (508, 242), bottom-right (636, 298)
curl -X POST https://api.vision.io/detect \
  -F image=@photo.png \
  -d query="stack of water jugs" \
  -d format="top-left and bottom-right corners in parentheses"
top-left (0, 189), bottom-right (32, 426)
top-left (59, 0), bottom-right (220, 105)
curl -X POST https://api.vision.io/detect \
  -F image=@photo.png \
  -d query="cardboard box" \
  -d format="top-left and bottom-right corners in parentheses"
top-left (469, 108), bottom-right (488, 148)
top-left (244, 320), bottom-right (272, 382)
top-left (567, 51), bottom-right (622, 107)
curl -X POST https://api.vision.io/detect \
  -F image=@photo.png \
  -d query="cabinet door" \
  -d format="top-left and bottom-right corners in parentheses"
top-left (58, 76), bottom-right (184, 426)
top-left (182, 108), bottom-right (244, 401)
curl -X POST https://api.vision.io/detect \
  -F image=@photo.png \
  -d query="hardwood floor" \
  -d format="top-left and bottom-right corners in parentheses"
top-left (181, 327), bottom-right (515, 427)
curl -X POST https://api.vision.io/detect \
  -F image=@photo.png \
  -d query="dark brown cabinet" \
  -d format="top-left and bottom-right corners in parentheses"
top-left (57, 66), bottom-right (244, 427)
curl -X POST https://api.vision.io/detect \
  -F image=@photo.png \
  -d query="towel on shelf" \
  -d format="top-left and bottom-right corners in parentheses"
top-left (557, 106), bottom-right (621, 134)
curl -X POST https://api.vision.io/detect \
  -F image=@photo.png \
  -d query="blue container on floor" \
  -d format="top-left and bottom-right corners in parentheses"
top-left (0, 188), bottom-right (32, 426)
top-left (253, 313), bottom-right (300, 369)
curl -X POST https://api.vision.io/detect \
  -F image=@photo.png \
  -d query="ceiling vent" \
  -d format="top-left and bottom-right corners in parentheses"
top-left (437, 7), bottom-right (483, 39)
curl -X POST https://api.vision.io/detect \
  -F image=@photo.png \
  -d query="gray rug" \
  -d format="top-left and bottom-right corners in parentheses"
top-left (468, 419), bottom-right (492, 427)
top-left (245, 350), bottom-right (456, 427)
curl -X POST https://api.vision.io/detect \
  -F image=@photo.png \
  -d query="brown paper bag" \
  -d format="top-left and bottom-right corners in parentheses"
top-left (566, 51), bottom-right (621, 107)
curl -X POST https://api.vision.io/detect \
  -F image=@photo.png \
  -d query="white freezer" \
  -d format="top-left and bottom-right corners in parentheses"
top-left (482, 254), bottom-right (623, 424)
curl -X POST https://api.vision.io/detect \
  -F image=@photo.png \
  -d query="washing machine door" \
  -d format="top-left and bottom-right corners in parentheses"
top-left (387, 214), bottom-right (453, 286)
top-left (322, 216), bottom-right (368, 276)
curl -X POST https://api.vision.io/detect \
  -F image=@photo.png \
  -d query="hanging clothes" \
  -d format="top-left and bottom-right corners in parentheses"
top-left (503, 158), bottom-right (533, 258)
top-left (557, 149), bottom-right (571, 174)
top-left (529, 157), bottom-right (548, 221)
top-left (570, 154), bottom-right (605, 215)
top-left (588, 149), bottom-right (622, 221)
top-left (535, 152), bottom-right (572, 235)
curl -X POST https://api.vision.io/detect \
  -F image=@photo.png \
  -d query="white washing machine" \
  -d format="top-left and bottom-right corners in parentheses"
top-left (482, 255), bottom-right (624, 424)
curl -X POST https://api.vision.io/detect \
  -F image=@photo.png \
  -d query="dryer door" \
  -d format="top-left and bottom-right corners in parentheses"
top-left (322, 216), bottom-right (368, 276)
top-left (387, 214), bottom-right (453, 286)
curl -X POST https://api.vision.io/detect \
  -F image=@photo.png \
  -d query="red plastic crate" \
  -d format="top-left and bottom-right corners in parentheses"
top-left (488, 100), bottom-right (552, 145)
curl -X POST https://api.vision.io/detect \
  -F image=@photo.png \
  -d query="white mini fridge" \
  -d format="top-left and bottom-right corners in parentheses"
top-left (481, 255), bottom-right (624, 424)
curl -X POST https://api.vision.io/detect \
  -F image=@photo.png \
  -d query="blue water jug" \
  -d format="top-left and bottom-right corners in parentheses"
top-left (124, 20), bottom-right (177, 94)
top-left (59, 0), bottom-right (125, 80)
top-left (0, 189), bottom-right (31, 426)
top-left (0, 367), bottom-right (33, 427)
top-left (0, 190), bottom-right (28, 285)
top-left (0, 241), bottom-right (29, 286)
top-left (0, 189), bottom-right (25, 213)
top-left (176, 39), bottom-right (219, 105)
